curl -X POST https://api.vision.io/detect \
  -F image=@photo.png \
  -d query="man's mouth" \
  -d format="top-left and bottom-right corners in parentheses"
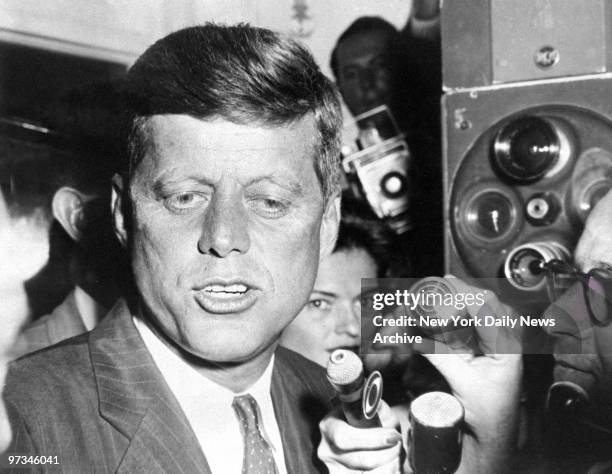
top-left (204, 283), bottom-right (248, 296)
top-left (193, 281), bottom-right (258, 314)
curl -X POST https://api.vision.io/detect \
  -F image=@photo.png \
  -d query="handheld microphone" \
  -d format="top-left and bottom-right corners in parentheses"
top-left (408, 277), bottom-right (475, 349)
top-left (408, 391), bottom-right (464, 474)
top-left (326, 349), bottom-right (383, 428)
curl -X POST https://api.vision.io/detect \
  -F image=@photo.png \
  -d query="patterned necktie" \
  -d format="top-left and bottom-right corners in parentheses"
top-left (232, 394), bottom-right (279, 474)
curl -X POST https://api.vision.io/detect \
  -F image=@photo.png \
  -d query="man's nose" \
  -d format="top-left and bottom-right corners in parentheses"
top-left (197, 196), bottom-right (250, 257)
top-left (334, 302), bottom-right (360, 338)
top-left (360, 68), bottom-right (378, 92)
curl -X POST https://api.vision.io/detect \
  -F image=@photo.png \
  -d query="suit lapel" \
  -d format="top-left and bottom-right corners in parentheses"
top-left (90, 301), bottom-right (211, 474)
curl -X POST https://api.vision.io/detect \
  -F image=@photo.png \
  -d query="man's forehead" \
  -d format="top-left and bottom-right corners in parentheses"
top-left (133, 114), bottom-right (321, 190)
top-left (337, 30), bottom-right (391, 64)
top-left (142, 114), bottom-right (316, 150)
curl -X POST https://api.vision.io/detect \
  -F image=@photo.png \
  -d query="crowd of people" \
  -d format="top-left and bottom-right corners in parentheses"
top-left (0, 3), bottom-right (611, 473)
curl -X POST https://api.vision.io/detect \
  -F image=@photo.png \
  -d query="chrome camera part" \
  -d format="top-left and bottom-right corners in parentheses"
top-left (504, 241), bottom-right (570, 291)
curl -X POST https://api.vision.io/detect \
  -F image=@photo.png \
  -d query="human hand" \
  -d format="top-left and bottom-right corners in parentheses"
top-left (419, 276), bottom-right (523, 474)
top-left (318, 400), bottom-right (404, 473)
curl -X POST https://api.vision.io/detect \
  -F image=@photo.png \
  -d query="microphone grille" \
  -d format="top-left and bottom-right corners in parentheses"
top-left (409, 277), bottom-right (456, 319)
top-left (410, 391), bottom-right (464, 428)
top-left (326, 349), bottom-right (363, 385)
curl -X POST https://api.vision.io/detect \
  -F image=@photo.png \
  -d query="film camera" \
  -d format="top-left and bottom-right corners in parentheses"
top-left (342, 105), bottom-right (413, 234)
top-left (442, 0), bottom-right (612, 309)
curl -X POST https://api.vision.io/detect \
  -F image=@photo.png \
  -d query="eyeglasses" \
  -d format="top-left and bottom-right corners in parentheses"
top-left (541, 259), bottom-right (612, 326)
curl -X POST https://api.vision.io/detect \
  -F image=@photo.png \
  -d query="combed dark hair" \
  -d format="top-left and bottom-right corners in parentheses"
top-left (329, 16), bottom-right (398, 79)
top-left (123, 23), bottom-right (343, 201)
top-left (335, 195), bottom-right (394, 277)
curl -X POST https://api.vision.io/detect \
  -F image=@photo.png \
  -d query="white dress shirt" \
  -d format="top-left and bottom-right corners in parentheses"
top-left (134, 317), bottom-right (287, 474)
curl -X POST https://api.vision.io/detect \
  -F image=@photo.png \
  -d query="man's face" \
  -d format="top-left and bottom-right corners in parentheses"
top-left (113, 115), bottom-right (339, 363)
top-left (543, 189), bottom-right (612, 398)
top-left (336, 30), bottom-right (393, 117)
top-left (280, 248), bottom-right (377, 367)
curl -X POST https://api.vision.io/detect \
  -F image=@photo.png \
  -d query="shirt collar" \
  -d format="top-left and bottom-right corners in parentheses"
top-left (132, 316), bottom-right (274, 400)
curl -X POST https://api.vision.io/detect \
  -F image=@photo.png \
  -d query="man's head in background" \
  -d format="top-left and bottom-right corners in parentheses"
top-left (22, 81), bottom-right (127, 314)
top-left (111, 24), bottom-right (342, 382)
top-left (0, 120), bottom-right (76, 319)
top-left (330, 17), bottom-right (398, 117)
top-left (280, 196), bottom-right (392, 367)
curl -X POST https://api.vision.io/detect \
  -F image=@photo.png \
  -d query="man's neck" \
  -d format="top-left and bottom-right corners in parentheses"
top-left (188, 344), bottom-right (277, 393)
top-left (138, 315), bottom-right (277, 393)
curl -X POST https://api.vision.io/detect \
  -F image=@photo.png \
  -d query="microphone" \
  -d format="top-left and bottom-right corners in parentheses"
top-left (408, 277), bottom-right (475, 349)
top-left (326, 349), bottom-right (383, 428)
top-left (408, 391), bottom-right (464, 474)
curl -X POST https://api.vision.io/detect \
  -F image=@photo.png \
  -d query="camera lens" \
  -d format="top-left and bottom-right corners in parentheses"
top-left (504, 241), bottom-right (570, 291)
top-left (525, 192), bottom-right (560, 226)
top-left (506, 248), bottom-right (546, 289)
top-left (466, 191), bottom-right (514, 239)
top-left (380, 171), bottom-right (407, 198)
top-left (567, 147), bottom-right (612, 224)
top-left (492, 116), bottom-right (560, 183)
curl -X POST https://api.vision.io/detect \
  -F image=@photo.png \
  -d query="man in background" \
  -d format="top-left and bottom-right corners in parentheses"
top-left (330, 1), bottom-right (443, 277)
top-left (15, 82), bottom-right (127, 356)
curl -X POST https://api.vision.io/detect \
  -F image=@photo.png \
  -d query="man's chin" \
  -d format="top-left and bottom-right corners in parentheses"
top-left (180, 336), bottom-right (276, 366)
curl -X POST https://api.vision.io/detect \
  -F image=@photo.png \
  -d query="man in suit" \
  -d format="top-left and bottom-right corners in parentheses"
top-left (15, 82), bottom-right (127, 356)
top-left (4, 23), bottom-right (522, 474)
top-left (4, 23), bottom-right (344, 473)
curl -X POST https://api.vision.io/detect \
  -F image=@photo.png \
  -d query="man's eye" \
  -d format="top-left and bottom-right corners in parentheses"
top-left (249, 197), bottom-right (290, 218)
top-left (307, 299), bottom-right (332, 311)
top-left (341, 69), bottom-right (359, 84)
top-left (164, 192), bottom-right (207, 212)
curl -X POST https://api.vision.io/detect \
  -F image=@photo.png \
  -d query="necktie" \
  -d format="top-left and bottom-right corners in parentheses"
top-left (232, 394), bottom-right (279, 474)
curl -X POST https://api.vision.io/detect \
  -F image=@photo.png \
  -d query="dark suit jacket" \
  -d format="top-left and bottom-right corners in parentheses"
top-left (14, 290), bottom-right (87, 358)
top-left (5, 300), bottom-right (334, 473)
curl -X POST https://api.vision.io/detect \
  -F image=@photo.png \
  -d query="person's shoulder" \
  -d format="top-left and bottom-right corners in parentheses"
top-left (6, 332), bottom-right (93, 405)
top-left (13, 314), bottom-right (53, 354)
top-left (13, 290), bottom-right (88, 356)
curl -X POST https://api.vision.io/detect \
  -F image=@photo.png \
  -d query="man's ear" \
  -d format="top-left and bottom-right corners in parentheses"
top-left (111, 173), bottom-right (128, 247)
top-left (319, 192), bottom-right (341, 262)
top-left (52, 187), bottom-right (93, 242)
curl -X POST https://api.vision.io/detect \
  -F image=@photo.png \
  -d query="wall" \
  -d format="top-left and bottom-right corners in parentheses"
top-left (0, 0), bottom-right (411, 77)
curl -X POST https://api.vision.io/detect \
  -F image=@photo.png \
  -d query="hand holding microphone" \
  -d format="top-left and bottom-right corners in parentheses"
top-left (319, 349), bottom-right (403, 473)
top-left (326, 349), bottom-right (383, 429)
top-left (321, 349), bottom-right (466, 473)
top-left (416, 277), bottom-right (523, 474)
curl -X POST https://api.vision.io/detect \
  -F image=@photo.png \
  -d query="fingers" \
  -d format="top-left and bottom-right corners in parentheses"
top-left (319, 441), bottom-right (402, 472)
top-left (444, 275), bottom-right (522, 355)
top-left (319, 408), bottom-right (403, 472)
top-left (377, 400), bottom-right (400, 430)
top-left (420, 353), bottom-right (469, 387)
top-left (320, 413), bottom-right (402, 451)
